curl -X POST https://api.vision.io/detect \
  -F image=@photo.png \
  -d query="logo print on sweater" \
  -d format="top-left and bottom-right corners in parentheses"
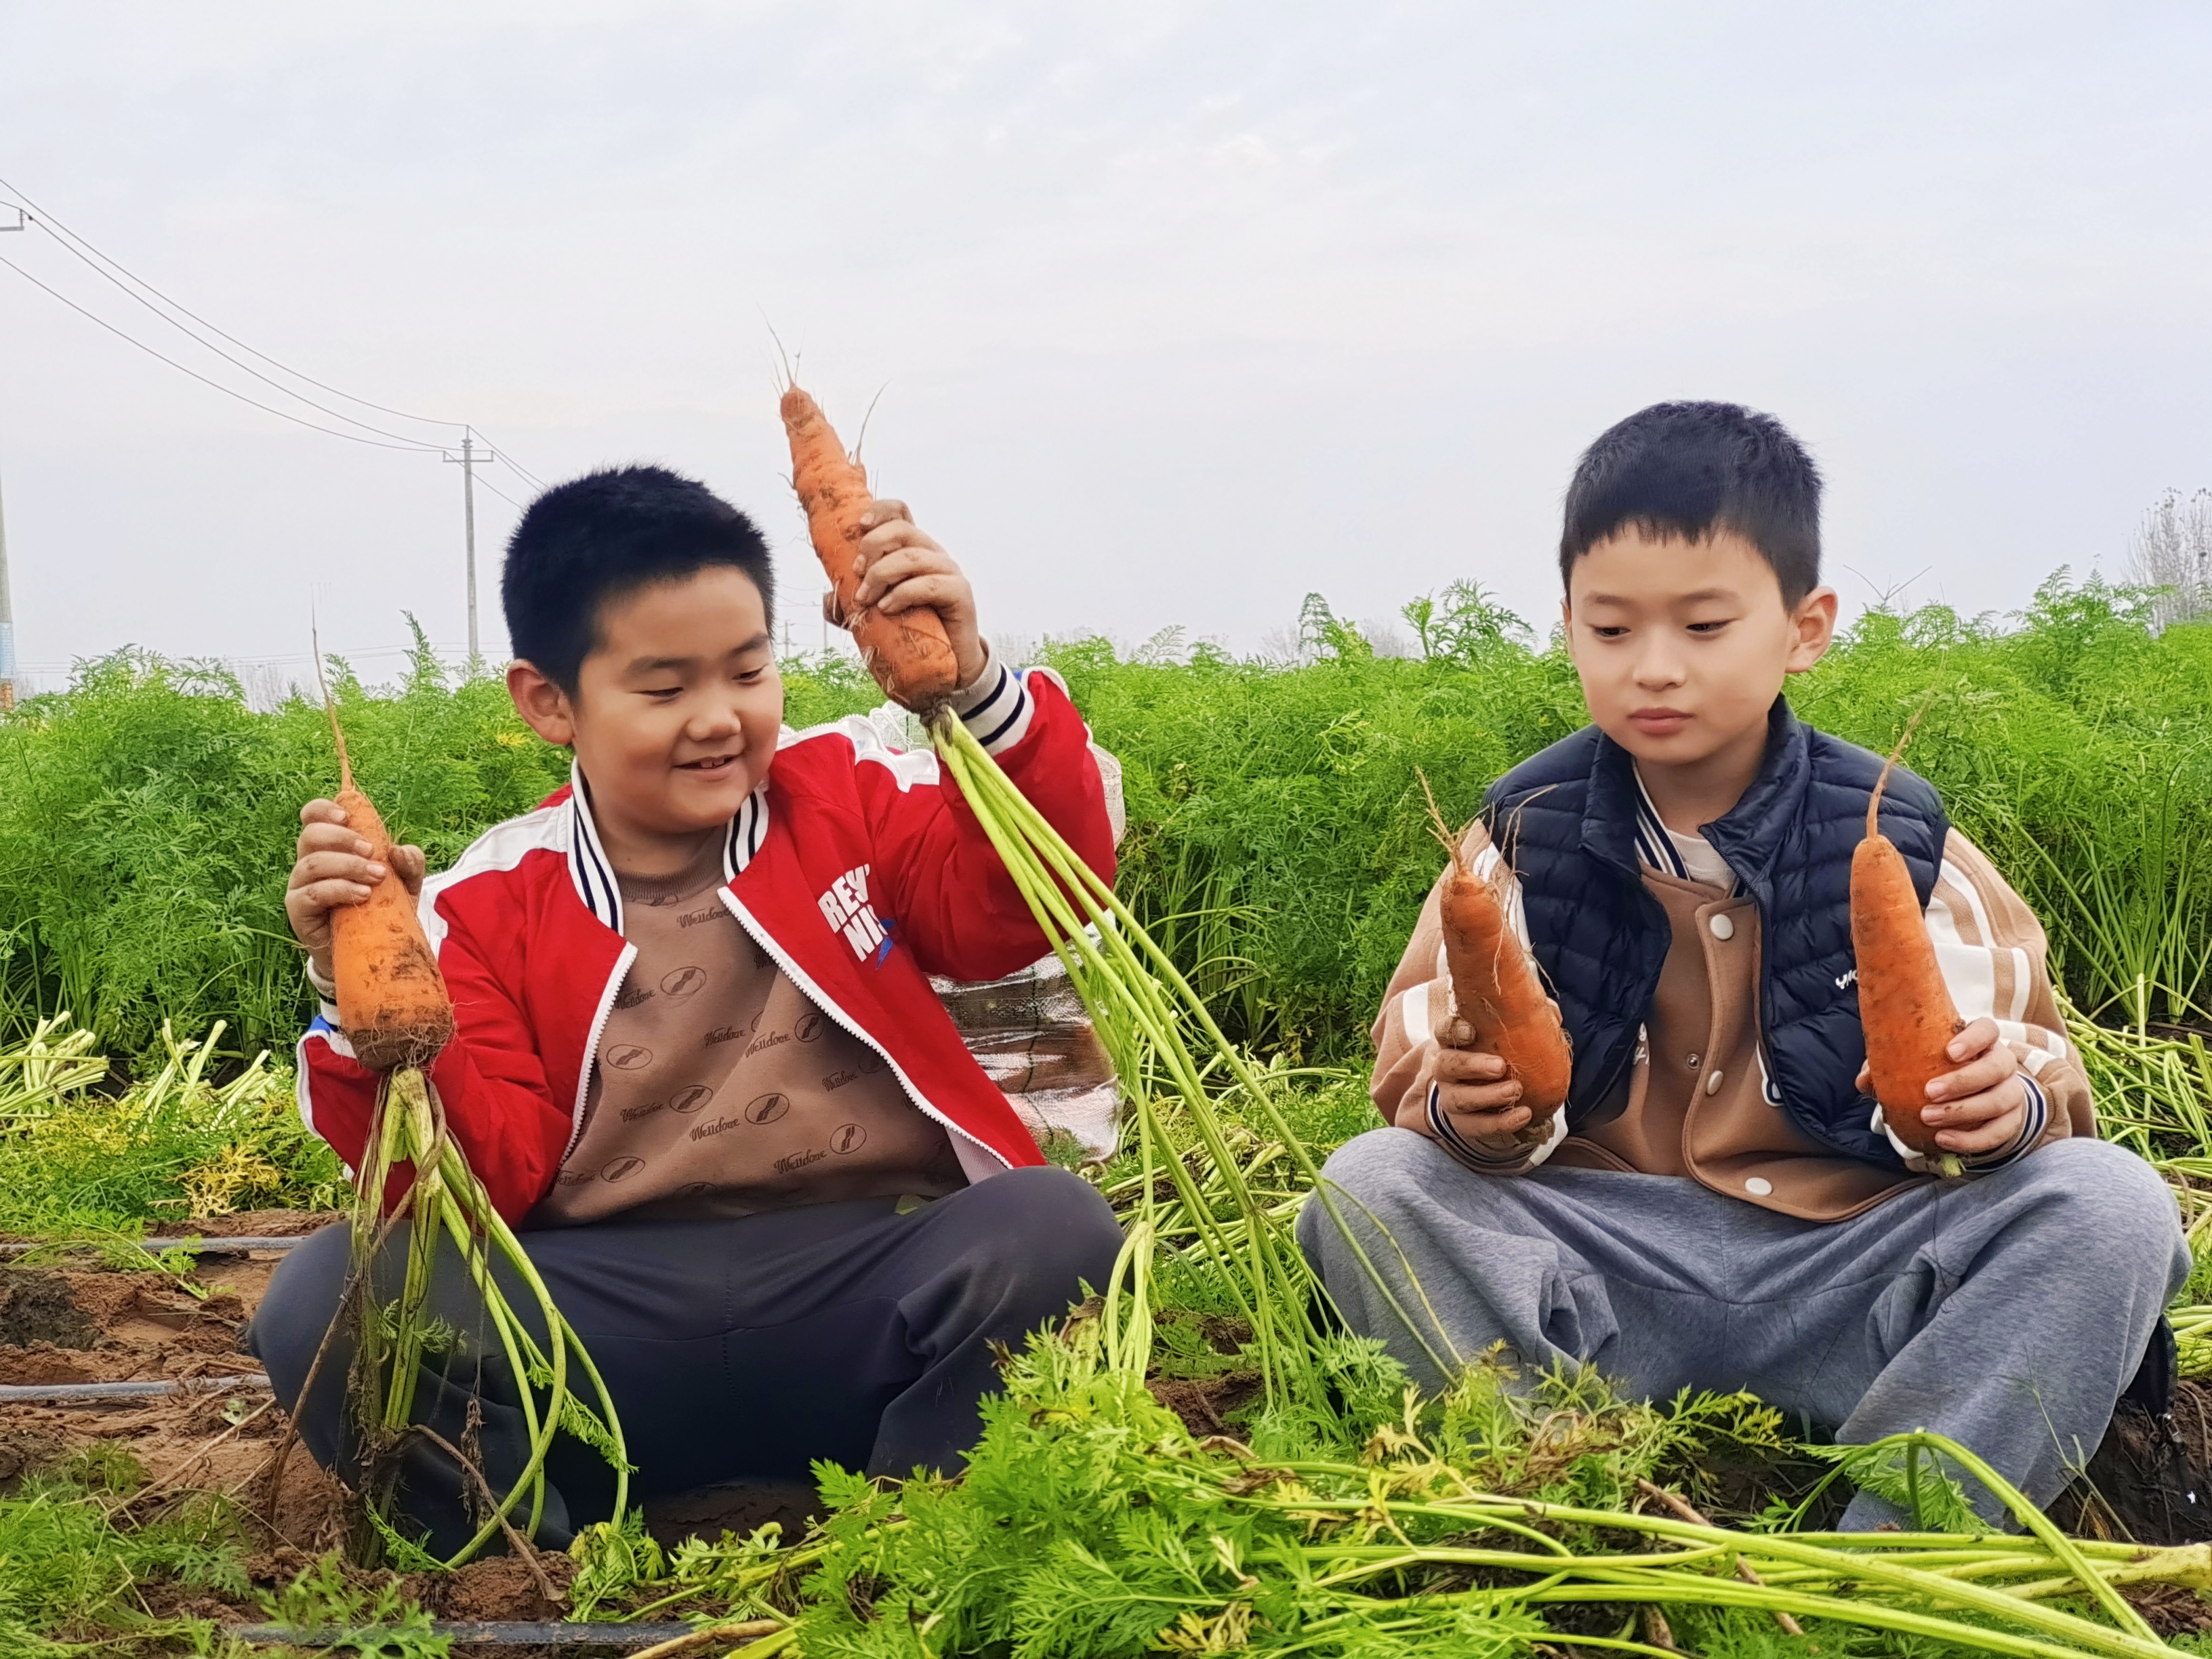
top-left (774, 1147), bottom-right (827, 1174)
top-left (745, 1092), bottom-right (792, 1125)
top-left (612, 979), bottom-right (654, 1010)
top-left (661, 965), bottom-right (708, 999)
top-left (600, 1156), bottom-right (647, 1183)
top-left (795, 1012), bottom-right (826, 1044)
top-left (670, 1083), bottom-right (715, 1115)
top-left (819, 864), bottom-right (893, 964)
top-left (605, 1043), bottom-right (654, 1071)
top-left (830, 1122), bottom-right (867, 1155)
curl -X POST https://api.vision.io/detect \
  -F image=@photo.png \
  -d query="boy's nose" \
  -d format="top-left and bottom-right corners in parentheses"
top-left (686, 701), bottom-right (747, 741)
top-left (1632, 651), bottom-right (1687, 689)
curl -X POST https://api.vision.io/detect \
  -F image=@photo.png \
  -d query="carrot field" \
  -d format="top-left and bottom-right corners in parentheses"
top-left (4, 572), bottom-right (2212, 1656)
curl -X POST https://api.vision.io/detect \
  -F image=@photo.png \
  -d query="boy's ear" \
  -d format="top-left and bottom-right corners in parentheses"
top-left (1784, 585), bottom-right (1841, 674)
top-left (508, 659), bottom-right (579, 748)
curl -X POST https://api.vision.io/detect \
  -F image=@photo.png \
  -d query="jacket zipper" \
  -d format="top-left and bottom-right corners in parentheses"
top-left (560, 941), bottom-right (640, 1167)
top-left (714, 886), bottom-right (1010, 1172)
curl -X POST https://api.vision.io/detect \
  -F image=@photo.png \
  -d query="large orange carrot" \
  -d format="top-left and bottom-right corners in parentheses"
top-left (325, 710), bottom-right (454, 1073)
top-left (1851, 718), bottom-right (1965, 1178)
top-left (1424, 782), bottom-right (1572, 1139)
top-left (781, 384), bottom-right (962, 711)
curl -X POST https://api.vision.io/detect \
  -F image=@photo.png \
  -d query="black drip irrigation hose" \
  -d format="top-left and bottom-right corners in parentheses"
top-left (0, 1234), bottom-right (308, 1257)
top-left (0, 1372), bottom-right (271, 1402)
top-left (226, 1622), bottom-right (756, 1649)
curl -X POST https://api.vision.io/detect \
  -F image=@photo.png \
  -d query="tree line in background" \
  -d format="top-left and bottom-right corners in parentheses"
top-left (0, 574), bottom-right (2207, 1073)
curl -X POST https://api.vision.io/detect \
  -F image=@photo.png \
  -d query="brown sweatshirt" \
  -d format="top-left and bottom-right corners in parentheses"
top-left (1371, 814), bottom-right (2092, 1221)
top-left (529, 845), bottom-right (964, 1227)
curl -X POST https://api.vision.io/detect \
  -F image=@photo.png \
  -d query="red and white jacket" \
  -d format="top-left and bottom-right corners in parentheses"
top-left (297, 662), bottom-right (1116, 1223)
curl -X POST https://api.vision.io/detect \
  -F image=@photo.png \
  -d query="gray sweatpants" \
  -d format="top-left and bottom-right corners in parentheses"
top-left (1296, 1130), bottom-right (2188, 1528)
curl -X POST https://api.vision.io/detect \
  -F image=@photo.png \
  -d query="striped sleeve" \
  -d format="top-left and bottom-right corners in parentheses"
top-left (947, 647), bottom-right (1034, 756)
top-left (1914, 827), bottom-right (2093, 1168)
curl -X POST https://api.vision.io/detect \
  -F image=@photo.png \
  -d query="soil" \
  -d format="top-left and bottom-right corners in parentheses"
top-left (12, 1209), bottom-right (2212, 1639)
top-left (2053, 1380), bottom-right (2212, 1546)
top-left (0, 1211), bottom-right (835, 1638)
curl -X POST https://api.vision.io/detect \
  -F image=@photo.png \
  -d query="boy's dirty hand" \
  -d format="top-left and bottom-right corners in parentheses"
top-left (846, 499), bottom-right (989, 691)
top-left (285, 799), bottom-right (427, 981)
top-left (1409, 1019), bottom-right (1531, 1148)
top-left (1854, 1017), bottom-right (2028, 1156)
top-left (1921, 1016), bottom-right (2028, 1153)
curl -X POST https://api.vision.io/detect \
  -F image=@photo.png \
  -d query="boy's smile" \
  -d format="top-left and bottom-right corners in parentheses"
top-left (1564, 526), bottom-right (1837, 830)
top-left (510, 566), bottom-right (785, 878)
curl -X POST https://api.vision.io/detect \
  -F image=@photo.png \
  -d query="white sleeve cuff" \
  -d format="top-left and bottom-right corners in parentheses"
top-left (303, 958), bottom-right (342, 1025)
top-left (1427, 1081), bottom-right (1566, 1171)
top-left (951, 649), bottom-right (1034, 756)
top-left (1871, 1075), bottom-right (2049, 1174)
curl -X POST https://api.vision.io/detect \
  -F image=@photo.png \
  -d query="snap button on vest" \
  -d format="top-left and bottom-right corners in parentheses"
top-left (1744, 1176), bottom-right (1774, 1195)
top-left (1709, 913), bottom-right (1736, 940)
top-left (1705, 1069), bottom-right (1725, 1095)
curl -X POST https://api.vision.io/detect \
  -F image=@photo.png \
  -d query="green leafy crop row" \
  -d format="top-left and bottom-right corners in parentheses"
top-left (2, 575), bottom-right (2208, 1066)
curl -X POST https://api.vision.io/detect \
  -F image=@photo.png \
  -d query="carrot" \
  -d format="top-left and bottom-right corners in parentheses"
top-left (323, 704), bottom-right (454, 1073)
top-left (1422, 779), bottom-right (1573, 1140)
top-left (1851, 714), bottom-right (1965, 1179)
top-left (781, 384), bottom-right (962, 711)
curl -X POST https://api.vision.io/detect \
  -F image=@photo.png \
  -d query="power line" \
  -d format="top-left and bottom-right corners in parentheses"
top-left (0, 250), bottom-right (451, 454)
top-left (0, 174), bottom-right (550, 493)
top-left (16, 215), bottom-right (471, 451)
top-left (0, 171), bottom-right (470, 432)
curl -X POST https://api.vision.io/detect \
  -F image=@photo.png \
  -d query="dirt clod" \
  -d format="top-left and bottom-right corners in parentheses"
top-left (0, 1267), bottom-right (100, 1348)
top-left (0, 1427), bottom-right (64, 1491)
top-left (1148, 1371), bottom-right (1265, 1437)
top-left (413, 1550), bottom-right (577, 1621)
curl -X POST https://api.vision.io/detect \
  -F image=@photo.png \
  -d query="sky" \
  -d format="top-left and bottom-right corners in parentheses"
top-left (3, 1), bottom-right (2210, 689)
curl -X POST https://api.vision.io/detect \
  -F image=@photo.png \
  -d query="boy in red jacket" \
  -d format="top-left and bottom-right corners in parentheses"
top-left (251, 466), bottom-right (1124, 1553)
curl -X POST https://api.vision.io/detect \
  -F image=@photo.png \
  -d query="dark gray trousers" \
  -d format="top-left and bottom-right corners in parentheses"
top-left (1298, 1130), bottom-right (2188, 1528)
top-left (247, 1166), bottom-right (1122, 1555)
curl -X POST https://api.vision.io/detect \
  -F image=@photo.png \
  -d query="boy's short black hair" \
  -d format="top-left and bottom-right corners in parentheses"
top-left (501, 465), bottom-right (775, 691)
top-left (1559, 402), bottom-right (1822, 605)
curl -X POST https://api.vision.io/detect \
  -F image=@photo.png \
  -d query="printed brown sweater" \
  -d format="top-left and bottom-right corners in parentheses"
top-left (1371, 799), bottom-right (2092, 1221)
top-left (530, 844), bottom-right (964, 1227)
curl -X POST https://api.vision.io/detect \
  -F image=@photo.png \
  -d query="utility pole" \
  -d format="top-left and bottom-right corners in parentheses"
top-left (1, 207), bottom-right (20, 712)
top-left (445, 429), bottom-right (482, 662)
top-left (0, 464), bottom-right (14, 714)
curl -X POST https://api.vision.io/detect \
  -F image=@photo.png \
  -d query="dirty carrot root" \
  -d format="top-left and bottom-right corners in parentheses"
top-left (1421, 777), bottom-right (1572, 1138)
top-left (781, 383), bottom-right (962, 711)
top-left (323, 704), bottom-right (454, 1071)
top-left (1851, 715), bottom-right (1966, 1179)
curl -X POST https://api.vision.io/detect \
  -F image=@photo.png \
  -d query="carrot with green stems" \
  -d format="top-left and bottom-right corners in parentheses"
top-left (781, 383), bottom-right (962, 711)
top-left (322, 705), bottom-right (454, 1072)
top-left (1422, 776), bottom-right (1572, 1140)
top-left (1851, 712), bottom-right (1967, 1179)
top-left (310, 665), bottom-right (625, 1568)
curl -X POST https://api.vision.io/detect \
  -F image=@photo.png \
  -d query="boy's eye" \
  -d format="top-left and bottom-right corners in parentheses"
top-left (1687, 620), bottom-right (1732, 635)
top-left (1591, 625), bottom-right (1630, 640)
top-left (643, 686), bottom-right (682, 699)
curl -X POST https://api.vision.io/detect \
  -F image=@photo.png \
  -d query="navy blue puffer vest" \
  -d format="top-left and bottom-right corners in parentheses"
top-left (1481, 699), bottom-right (1949, 1167)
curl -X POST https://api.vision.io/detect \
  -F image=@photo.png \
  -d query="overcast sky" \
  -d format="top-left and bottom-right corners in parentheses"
top-left (3, 2), bottom-right (2209, 687)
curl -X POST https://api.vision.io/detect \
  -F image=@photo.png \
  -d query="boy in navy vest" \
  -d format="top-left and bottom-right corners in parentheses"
top-left (1298, 402), bottom-right (2186, 1526)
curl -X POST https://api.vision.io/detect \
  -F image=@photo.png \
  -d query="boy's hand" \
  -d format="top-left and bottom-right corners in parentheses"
top-left (1407, 1018), bottom-right (1532, 1153)
top-left (285, 800), bottom-right (427, 983)
top-left (1856, 1016), bottom-right (2028, 1156)
top-left (843, 500), bottom-right (989, 690)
